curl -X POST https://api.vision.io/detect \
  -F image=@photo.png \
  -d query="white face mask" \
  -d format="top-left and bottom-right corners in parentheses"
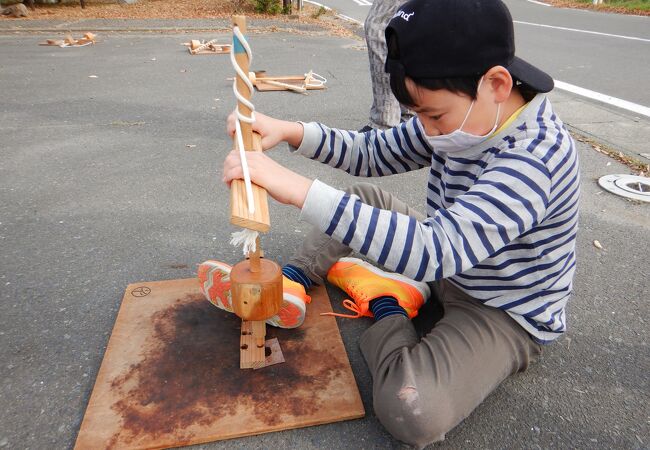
top-left (423, 77), bottom-right (501, 152)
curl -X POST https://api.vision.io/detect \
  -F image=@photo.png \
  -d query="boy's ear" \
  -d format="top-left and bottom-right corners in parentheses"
top-left (484, 66), bottom-right (513, 103)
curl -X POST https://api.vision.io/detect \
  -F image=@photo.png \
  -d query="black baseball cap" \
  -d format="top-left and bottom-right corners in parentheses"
top-left (385, 0), bottom-right (554, 93)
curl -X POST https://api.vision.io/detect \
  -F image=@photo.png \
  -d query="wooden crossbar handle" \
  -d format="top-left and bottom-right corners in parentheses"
top-left (230, 133), bottom-right (270, 232)
top-left (230, 15), bottom-right (270, 233)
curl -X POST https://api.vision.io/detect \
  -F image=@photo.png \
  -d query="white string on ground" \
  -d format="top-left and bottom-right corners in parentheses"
top-left (305, 72), bottom-right (327, 88)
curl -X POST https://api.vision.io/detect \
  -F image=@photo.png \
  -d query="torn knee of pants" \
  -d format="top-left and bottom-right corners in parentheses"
top-left (392, 385), bottom-right (448, 446)
top-left (397, 385), bottom-right (421, 413)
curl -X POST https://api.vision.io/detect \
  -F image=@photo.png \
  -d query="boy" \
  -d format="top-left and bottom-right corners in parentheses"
top-left (199, 0), bottom-right (579, 446)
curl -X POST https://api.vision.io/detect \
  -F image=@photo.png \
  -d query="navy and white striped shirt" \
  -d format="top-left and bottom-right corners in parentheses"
top-left (296, 95), bottom-right (579, 343)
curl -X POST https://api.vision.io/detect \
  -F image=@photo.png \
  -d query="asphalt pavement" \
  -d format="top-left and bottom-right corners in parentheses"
top-left (0, 17), bottom-right (648, 450)
top-left (307, 0), bottom-right (650, 109)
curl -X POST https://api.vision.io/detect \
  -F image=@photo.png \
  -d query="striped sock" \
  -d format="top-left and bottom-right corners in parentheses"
top-left (282, 264), bottom-right (314, 291)
top-left (369, 296), bottom-right (407, 321)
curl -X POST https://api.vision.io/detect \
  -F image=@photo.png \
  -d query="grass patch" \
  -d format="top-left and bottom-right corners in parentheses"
top-left (576, 0), bottom-right (650, 11)
top-left (548, 0), bottom-right (650, 15)
top-left (311, 5), bottom-right (327, 18)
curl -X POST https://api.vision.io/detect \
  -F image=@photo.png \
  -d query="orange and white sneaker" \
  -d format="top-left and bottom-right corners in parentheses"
top-left (197, 260), bottom-right (311, 328)
top-left (325, 257), bottom-right (429, 319)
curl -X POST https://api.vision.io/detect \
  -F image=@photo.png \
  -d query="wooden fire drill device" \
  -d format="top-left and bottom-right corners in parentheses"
top-left (228, 16), bottom-right (283, 369)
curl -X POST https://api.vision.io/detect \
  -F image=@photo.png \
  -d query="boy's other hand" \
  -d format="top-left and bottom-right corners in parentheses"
top-left (222, 149), bottom-right (313, 209)
top-left (226, 111), bottom-right (304, 150)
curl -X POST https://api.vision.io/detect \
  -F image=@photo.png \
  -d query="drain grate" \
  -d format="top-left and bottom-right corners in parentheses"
top-left (598, 174), bottom-right (650, 203)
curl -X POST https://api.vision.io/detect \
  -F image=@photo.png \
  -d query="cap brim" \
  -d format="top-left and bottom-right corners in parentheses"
top-left (507, 56), bottom-right (554, 93)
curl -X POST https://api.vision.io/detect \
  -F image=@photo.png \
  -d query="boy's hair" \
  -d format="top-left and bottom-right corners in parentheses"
top-left (387, 32), bottom-right (481, 106)
top-left (387, 33), bottom-right (536, 106)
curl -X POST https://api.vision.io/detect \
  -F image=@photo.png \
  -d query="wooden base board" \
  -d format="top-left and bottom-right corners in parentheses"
top-left (182, 40), bottom-right (231, 54)
top-left (74, 278), bottom-right (364, 449)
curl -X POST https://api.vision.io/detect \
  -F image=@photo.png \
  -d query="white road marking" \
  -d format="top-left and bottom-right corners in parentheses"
top-left (514, 20), bottom-right (650, 42)
top-left (303, 0), bottom-right (364, 24)
top-left (304, 0), bottom-right (329, 10)
top-left (526, 0), bottom-right (551, 6)
top-left (352, 0), bottom-right (372, 5)
top-left (337, 13), bottom-right (363, 24)
top-left (554, 80), bottom-right (650, 118)
top-left (303, 0), bottom-right (650, 117)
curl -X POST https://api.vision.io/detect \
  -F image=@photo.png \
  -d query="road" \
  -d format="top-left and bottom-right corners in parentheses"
top-left (1, 28), bottom-right (648, 449)
top-left (308, 0), bottom-right (650, 114)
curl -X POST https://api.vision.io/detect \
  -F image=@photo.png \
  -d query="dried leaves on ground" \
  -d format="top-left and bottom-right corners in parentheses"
top-left (0, 0), bottom-right (358, 38)
top-left (3, 0), bottom-right (253, 19)
top-left (2, 0), bottom-right (346, 25)
top-left (575, 134), bottom-right (650, 177)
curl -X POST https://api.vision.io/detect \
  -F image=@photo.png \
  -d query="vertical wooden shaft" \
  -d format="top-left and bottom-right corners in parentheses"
top-left (229, 16), bottom-right (270, 232)
top-left (252, 321), bottom-right (266, 349)
top-left (230, 15), bottom-right (281, 370)
top-left (249, 236), bottom-right (261, 273)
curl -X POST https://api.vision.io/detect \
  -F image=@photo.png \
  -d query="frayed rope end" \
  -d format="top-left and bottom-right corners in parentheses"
top-left (230, 228), bottom-right (259, 255)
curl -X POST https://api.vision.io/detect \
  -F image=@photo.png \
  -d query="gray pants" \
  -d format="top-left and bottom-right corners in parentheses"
top-left (289, 183), bottom-right (542, 448)
top-left (364, 0), bottom-right (412, 129)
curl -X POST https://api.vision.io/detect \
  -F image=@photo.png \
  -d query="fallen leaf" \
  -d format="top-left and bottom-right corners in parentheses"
top-left (593, 240), bottom-right (604, 250)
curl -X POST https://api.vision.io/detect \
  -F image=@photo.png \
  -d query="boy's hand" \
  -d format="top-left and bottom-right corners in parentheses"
top-left (227, 111), bottom-right (304, 150)
top-left (222, 149), bottom-right (313, 209)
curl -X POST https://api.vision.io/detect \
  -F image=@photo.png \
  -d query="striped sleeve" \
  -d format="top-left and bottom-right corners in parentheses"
top-left (292, 119), bottom-right (433, 177)
top-left (300, 147), bottom-right (552, 282)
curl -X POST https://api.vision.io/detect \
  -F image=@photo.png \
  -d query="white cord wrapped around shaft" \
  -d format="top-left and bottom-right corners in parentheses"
top-left (230, 22), bottom-right (259, 254)
top-left (234, 117), bottom-right (255, 215)
top-left (230, 25), bottom-right (256, 215)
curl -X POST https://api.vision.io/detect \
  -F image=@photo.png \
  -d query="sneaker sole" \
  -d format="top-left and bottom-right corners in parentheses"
top-left (200, 261), bottom-right (233, 312)
top-left (337, 257), bottom-right (430, 301)
top-left (265, 292), bottom-right (306, 329)
top-left (199, 261), bottom-right (306, 329)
